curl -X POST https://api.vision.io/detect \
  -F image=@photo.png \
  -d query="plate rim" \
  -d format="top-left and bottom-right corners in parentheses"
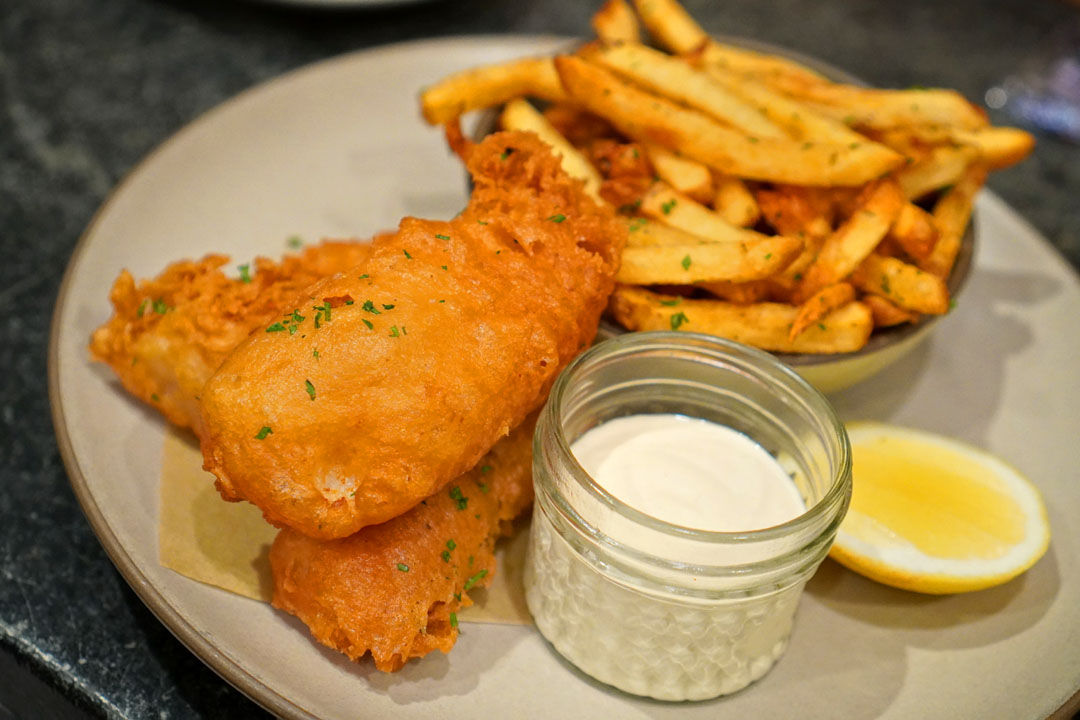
top-left (46, 33), bottom-right (1080, 720)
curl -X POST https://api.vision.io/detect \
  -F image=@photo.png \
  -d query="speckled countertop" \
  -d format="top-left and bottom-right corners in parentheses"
top-left (2, 0), bottom-right (1079, 717)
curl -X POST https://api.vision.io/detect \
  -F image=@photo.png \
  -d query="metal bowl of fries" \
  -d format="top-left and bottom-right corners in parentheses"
top-left (434, 0), bottom-right (1027, 393)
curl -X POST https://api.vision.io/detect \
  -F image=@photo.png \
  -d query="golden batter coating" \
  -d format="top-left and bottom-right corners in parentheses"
top-left (199, 131), bottom-right (626, 539)
top-left (89, 241), bottom-right (372, 436)
top-left (270, 416), bottom-right (535, 672)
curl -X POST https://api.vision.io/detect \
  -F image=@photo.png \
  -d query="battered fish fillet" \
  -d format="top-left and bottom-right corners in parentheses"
top-left (199, 131), bottom-right (626, 540)
top-left (270, 415), bottom-right (535, 672)
top-left (89, 241), bottom-right (373, 436)
top-left (90, 237), bottom-right (536, 672)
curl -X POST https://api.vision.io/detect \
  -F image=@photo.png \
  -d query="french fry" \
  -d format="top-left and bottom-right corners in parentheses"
top-left (611, 285), bottom-right (874, 353)
top-left (542, 104), bottom-right (615, 145)
top-left (584, 43), bottom-right (787, 138)
top-left (631, 0), bottom-right (708, 54)
top-left (695, 41), bottom-right (829, 87)
top-left (639, 182), bottom-right (767, 243)
top-left (862, 294), bottom-right (919, 327)
top-left (896, 145), bottom-right (979, 199)
top-left (851, 253), bottom-right (949, 314)
top-left (888, 201), bottom-right (938, 261)
top-left (760, 77), bottom-right (989, 132)
top-left (698, 279), bottom-right (771, 304)
top-left (712, 175), bottom-right (760, 227)
top-left (499, 99), bottom-right (604, 199)
top-left (905, 126), bottom-right (1035, 171)
top-left (790, 282), bottom-right (856, 340)
top-left (419, 58), bottom-right (568, 125)
top-left (645, 143), bottom-right (714, 203)
top-left (796, 178), bottom-right (904, 301)
top-left (700, 65), bottom-right (867, 145)
top-left (923, 164), bottom-right (986, 278)
top-left (591, 0), bottom-right (642, 44)
top-left (617, 235), bottom-right (803, 284)
top-left (554, 56), bottom-right (904, 185)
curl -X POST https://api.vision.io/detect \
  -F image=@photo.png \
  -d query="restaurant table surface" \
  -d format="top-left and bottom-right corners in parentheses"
top-left (2, 0), bottom-right (1079, 717)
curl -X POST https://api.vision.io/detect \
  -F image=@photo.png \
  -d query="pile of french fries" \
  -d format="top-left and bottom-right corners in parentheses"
top-left (420, 0), bottom-right (1033, 354)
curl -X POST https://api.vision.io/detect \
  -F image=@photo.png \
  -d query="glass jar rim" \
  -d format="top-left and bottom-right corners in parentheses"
top-left (543, 330), bottom-right (851, 546)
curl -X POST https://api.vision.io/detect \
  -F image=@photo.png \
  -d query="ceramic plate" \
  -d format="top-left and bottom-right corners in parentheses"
top-left (50, 36), bottom-right (1080, 719)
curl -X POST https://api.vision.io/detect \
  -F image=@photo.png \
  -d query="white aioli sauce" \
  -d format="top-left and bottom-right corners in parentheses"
top-left (571, 414), bottom-right (805, 531)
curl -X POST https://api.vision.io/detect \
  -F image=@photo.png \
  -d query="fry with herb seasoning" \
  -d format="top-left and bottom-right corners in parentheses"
top-left (200, 131), bottom-right (625, 540)
top-left (270, 416), bottom-right (535, 672)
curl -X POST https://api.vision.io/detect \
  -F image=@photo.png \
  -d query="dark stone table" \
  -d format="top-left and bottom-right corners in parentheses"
top-left (2, 0), bottom-right (1078, 717)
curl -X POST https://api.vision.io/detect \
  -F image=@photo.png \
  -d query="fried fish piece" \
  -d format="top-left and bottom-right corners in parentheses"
top-left (89, 241), bottom-right (373, 436)
top-left (199, 131), bottom-right (626, 540)
top-left (270, 416), bottom-right (535, 672)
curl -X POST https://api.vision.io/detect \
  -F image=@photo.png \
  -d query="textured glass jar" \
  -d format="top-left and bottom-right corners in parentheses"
top-left (524, 332), bottom-right (852, 701)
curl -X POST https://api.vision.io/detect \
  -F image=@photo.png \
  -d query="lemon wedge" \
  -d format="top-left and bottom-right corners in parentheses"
top-left (829, 422), bottom-right (1050, 594)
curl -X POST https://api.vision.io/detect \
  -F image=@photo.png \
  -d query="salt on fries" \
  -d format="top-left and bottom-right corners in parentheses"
top-left (418, 0), bottom-right (1033, 354)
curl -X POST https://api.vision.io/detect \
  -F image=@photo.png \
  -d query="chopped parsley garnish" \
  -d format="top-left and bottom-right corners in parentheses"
top-left (137, 299), bottom-right (149, 318)
top-left (477, 220), bottom-right (488, 225)
top-left (436, 234), bottom-right (450, 240)
top-left (238, 264), bottom-right (252, 283)
top-left (288, 324), bottom-right (298, 336)
top-left (628, 218), bottom-right (647, 232)
top-left (463, 569), bottom-right (488, 592)
top-left (500, 147), bottom-right (514, 160)
top-left (446, 539), bottom-right (456, 550)
top-left (449, 612), bottom-right (458, 628)
top-left (361, 318), bottom-right (373, 330)
top-left (313, 348), bottom-right (319, 360)
top-left (389, 325), bottom-right (400, 338)
top-left (818, 323), bottom-right (827, 331)
top-left (266, 323), bottom-right (286, 333)
top-left (403, 249), bottom-right (412, 259)
top-left (765, 253), bottom-right (773, 260)
top-left (362, 300), bottom-right (380, 315)
top-left (449, 486), bottom-right (468, 510)
top-left (547, 213), bottom-right (567, 223)
top-left (153, 299), bottom-right (171, 315)
top-left (150, 394), bottom-right (159, 403)
top-left (441, 265), bottom-right (448, 271)
top-left (382, 304), bottom-right (395, 310)
top-left (661, 198), bottom-right (677, 215)
top-left (322, 301), bottom-right (331, 322)
top-left (358, 274), bottom-right (369, 280)
top-left (396, 563), bottom-right (409, 572)
top-left (681, 254), bottom-right (692, 271)
top-left (291, 309), bottom-right (305, 323)
top-left (659, 298), bottom-right (681, 307)
top-left (670, 311), bottom-right (689, 331)
top-left (287, 235), bottom-right (303, 249)
top-left (478, 482), bottom-right (490, 494)
top-left (480, 465), bottom-right (492, 475)
top-left (304, 379), bottom-right (316, 401)
top-left (441, 550), bottom-right (451, 562)
top-left (255, 426), bottom-right (273, 440)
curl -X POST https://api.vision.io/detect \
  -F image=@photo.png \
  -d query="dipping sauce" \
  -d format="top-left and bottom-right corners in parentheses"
top-left (524, 333), bottom-right (851, 702)
top-left (570, 414), bottom-right (805, 532)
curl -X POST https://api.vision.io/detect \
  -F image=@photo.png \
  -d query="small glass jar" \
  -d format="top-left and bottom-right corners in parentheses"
top-left (524, 331), bottom-right (852, 702)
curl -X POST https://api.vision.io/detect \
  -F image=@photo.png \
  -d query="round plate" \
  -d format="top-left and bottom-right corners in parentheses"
top-left (50, 36), bottom-right (1080, 719)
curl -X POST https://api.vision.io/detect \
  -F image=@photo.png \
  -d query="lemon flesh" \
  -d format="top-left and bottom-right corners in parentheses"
top-left (829, 423), bottom-right (1050, 594)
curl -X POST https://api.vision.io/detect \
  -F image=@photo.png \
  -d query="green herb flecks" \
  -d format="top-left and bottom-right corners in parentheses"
top-left (313, 348), bottom-right (319, 360)
top-left (362, 300), bottom-right (381, 315)
top-left (547, 213), bottom-right (567, 223)
top-left (441, 550), bottom-right (451, 562)
top-left (266, 323), bottom-right (286, 333)
top-left (436, 234), bottom-right (450, 240)
top-left (287, 235), bottom-right (303, 249)
top-left (463, 569), bottom-right (488, 592)
top-left (661, 198), bottom-right (677, 215)
top-left (238, 264), bottom-right (252, 283)
top-left (449, 486), bottom-right (468, 510)
top-left (304, 379), bottom-right (316, 401)
top-left (396, 563), bottom-right (409, 572)
top-left (681, 254), bottom-right (692, 271)
top-left (449, 612), bottom-right (458, 628)
top-left (361, 318), bottom-right (373, 330)
top-left (659, 298), bottom-right (681, 307)
top-left (382, 304), bottom-right (395, 310)
top-left (255, 426), bottom-right (273, 440)
top-left (137, 299), bottom-right (149, 318)
top-left (670, 311), bottom-right (689, 331)
top-left (153, 299), bottom-right (171, 315)
top-left (389, 325), bottom-right (400, 338)
top-left (403, 249), bottom-right (412, 259)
